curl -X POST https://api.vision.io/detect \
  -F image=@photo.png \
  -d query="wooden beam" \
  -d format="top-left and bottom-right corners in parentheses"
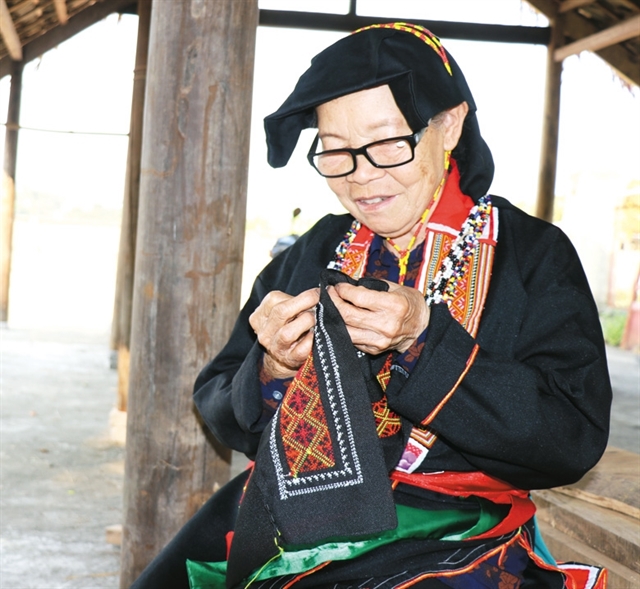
top-left (559, 0), bottom-right (597, 14)
top-left (111, 0), bottom-right (152, 412)
top-left (616, 0), bottom-right (640, 14)
top-left (555, 14), bottom-right (640, 61)
top-left (526, 0), bottom-right (639, 85)
top-left (259, 10), bottom-right (551, 44)
top-left (52, 0), bottom-right (68, 25)
top-left (0, 0), bottom-right (23, 60)
top-left (0, 0), bottom-right (135, 78)
top-left (119, 0), bottom-right (258, 584)
top-left (1, 60), bottom-right (23, 322)
top-left (0, 3), bottom-right (553, 78)
top-left (536, 11), bottom-right (564, 222)
top-left (526, 0), bottom-right (559, 17)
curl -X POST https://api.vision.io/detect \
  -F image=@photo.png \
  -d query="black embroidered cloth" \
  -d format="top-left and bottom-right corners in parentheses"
top-left (227, 270), bottom-right (407, 586)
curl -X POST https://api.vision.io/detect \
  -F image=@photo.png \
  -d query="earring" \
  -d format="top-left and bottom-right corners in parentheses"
top-left (444, 150), bottom-right (452, 170)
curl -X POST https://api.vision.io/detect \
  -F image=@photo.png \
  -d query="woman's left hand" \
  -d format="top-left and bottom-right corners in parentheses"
top-left (327, 281), bottom-right (430, 355)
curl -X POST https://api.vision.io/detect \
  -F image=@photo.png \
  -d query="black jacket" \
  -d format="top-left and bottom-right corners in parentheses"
top-left (194, 196), bottom-right (611, 491)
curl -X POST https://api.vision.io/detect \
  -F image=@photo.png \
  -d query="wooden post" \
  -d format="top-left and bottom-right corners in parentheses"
top-left (110, 0), bottom-right (152, 412)
top-left (536, 11), bottom-right (564, 222)
top-left (1, 60), bottom-right (23, 323)
top-left (119, 0), bottom-right (258, 584)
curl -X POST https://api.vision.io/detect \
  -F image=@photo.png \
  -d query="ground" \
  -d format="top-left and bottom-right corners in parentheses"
top-left (0, 326), bottom-right (638, 588)
top-left (1, 329), bottom-right (122, 589)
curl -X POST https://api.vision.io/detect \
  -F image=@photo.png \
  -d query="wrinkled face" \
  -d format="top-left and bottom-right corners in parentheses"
top-left (316, 85), bottom-right (464, 250)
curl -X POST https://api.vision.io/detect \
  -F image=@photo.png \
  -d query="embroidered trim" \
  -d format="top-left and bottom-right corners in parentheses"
top-left (425, 195), bottom-right (492, 307)
top-left (372, 399), bottom-right (403, 438)
top-left (421, 344), bottom-right (480, 426)
top-left (353, 22), bottom-right (453, 76)
top-left (279, 356), bottom-right (336, 478)
top-left (328, 189), bottom-right (495, 472)
top-left (327, 219), bottom-right (365, 275)
top-left (393, 533), bottom-right (522, 588)
top-left (271, 302), bottom-right (365, 500)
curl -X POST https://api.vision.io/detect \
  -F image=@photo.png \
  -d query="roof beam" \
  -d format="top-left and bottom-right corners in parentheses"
top-left (0, 0), bottom-right (22, 60)
top-left (559, 0), bottom-right (597, 14)
top-left (526, 0), bottom-right (560, 17)
top-left (0, 0), bottom-right (135, 78)
top-left (555, 14), bottom-right (640, 61)
top-left (526, 0), bottom-right (640, 85)
top-left (258, 9), bottom-right (551, 44)
top-left (53, 0), bottom-right (68, 25)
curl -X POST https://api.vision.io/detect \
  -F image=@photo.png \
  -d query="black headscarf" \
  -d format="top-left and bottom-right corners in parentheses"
top-left (264, 23), bottom-right (494, 201)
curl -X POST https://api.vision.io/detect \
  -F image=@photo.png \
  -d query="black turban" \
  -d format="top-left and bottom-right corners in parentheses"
top-left (264, 23), bottom-right (494, 201)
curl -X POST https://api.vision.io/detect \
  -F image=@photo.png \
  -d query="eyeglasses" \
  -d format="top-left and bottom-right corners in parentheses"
top-left (307, 127), bottom-right (428, 178)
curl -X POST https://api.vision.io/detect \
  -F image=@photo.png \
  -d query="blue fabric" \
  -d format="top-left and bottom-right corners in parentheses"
top-left (533, 514), bottom-right (557, 566)
top-left (436, 542), bottom-right (530, 588)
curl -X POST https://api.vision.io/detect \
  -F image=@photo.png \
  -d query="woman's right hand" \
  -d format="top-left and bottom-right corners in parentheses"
top-left (249, 288), bottom-right (319, 379)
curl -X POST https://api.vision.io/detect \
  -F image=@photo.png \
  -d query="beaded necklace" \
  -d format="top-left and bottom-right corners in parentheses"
top-left (330, 177), bottom-right (492, 306)
top-left (382, 150), bottom-right (452, 286)
top-left (384, 176), bottom-right (446, 286)
top-left (424, 193), bottom-right (491, 306)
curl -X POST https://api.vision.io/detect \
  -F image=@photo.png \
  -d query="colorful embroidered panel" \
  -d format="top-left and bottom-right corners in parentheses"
top-left (372, 356), bottom-right (403, 439)
top-left (372, 398), bottom-right (403, 439)
top-left (327, 203), bottom-right (499, 474)
top-left (270, 301), bottom-right (366, 501)
top-left (422, 234), bottom-right (489, 335)
top-left (279, 355), bottom-right (336, 477)
top-left (420, 207), bottom-right (498, 338)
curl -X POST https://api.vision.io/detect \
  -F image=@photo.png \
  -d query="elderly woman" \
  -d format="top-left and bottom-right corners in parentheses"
top-left (132, 23), bottom-right (611, 589)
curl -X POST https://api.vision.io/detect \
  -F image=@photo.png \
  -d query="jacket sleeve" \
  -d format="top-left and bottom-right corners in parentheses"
top-left (193, 278), bottom-right (268, 458)
top-left (385, 207), bottom-right (612, 490)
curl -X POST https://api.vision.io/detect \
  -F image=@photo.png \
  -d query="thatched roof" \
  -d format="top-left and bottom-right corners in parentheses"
top-left (1, 0), bottom-right (639, 83)
top-left (0, 0), bottom-right (135, 78)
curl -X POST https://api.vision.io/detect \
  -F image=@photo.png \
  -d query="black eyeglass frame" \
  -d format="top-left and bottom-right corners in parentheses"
top-left (306, 126), bottom-right (428, 178)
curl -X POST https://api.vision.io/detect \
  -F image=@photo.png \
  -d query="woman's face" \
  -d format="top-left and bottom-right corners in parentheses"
top-left (316, 85), bottom-right (466, 249)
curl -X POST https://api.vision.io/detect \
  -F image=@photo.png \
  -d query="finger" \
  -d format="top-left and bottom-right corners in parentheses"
top-left (333, 282), bottom-right (391, 312)
top-left (249, 290), bottom-right (291, 331)
top-left (277, 309), bottom-right (316, 347)
top-left (289, 330), bottom-right (314, 365)
top-left (261, 290), bottom-right (294, 312)
top-left (265, 325), bottom-right (314, 377)
top-left (343, 324), bottom-right (393, 353)
top-left (250, 288), bottom-right (318, 335)
top-left (326, 286), bottom-right (373, 329)
top-left (271, 288), bottom-right (320, 324)
top-left (329, 286), bottom-right (399, 333)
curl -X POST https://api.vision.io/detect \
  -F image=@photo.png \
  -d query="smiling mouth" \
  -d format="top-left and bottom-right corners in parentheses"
top-left (357, 195), bottom-right (395, 206)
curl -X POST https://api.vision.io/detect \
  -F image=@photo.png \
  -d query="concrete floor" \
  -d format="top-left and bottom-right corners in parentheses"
top-left (1, 326), bottom-right (638, 588)
top-left (607, 343), bottom-right (640, 454)
top-left (1, 328), bottom-right (123, 589)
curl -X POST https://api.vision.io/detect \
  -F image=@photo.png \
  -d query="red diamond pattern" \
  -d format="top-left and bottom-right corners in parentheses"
top-left (280, 355), bottom-right (335, 477)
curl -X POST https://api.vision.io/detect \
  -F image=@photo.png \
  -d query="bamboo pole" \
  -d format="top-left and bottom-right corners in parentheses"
top-left (110, 0), bottom-right (152, 412)
top-left (536, 11), bottom-right (564, 222)
top-left (119, 0), bottom-right (258, 584)
top-left (1, 60), bottom-right (23, 323)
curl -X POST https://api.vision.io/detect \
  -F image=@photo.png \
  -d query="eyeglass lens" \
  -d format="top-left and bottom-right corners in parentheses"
top-left (313, 138), bottom-right (414, 177)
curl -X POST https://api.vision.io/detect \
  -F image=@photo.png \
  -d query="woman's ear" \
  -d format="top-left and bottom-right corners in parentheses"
top-left (442, 102), bottom-right (469, 151)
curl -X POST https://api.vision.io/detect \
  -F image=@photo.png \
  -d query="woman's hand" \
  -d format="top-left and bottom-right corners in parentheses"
top-left (249, 288), bottom-right (319, 379)
top-left (327, 281), bottom-right (430, 355)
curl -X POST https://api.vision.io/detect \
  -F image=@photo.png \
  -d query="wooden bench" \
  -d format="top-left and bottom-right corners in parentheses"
top-left (533, 447), bottom-right (640, 588)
